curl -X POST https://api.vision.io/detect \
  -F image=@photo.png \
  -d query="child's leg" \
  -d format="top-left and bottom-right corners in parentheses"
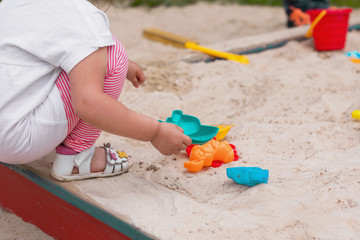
top-left (55, 36), bottom-right (129, 172)
top-left (0, 84), bottom-right (68, 164)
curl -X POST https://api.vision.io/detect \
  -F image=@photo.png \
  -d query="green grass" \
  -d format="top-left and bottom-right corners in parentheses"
top-left (116, 0), bottom-right (360, 7)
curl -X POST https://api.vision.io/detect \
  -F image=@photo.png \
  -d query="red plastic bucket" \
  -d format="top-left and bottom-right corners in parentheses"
top-left (306, 8), bottom-right (352, 51)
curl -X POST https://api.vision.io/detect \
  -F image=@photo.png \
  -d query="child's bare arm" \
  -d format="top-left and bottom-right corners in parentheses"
top-left (68, 47), bottom-right (191, 155)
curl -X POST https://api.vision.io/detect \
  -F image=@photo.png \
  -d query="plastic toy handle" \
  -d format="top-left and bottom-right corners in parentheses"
top-left (185, 42), bottom-right (249, 64)
top-left (305, 9), bottom-right (327, 38)
top-left (214, 124), bottom-right (234, 141)
top-left (352, 110), bottom-right (360, 119)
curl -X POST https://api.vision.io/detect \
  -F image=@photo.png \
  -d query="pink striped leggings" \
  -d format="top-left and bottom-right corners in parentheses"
top-left (55, 36), bottom-right (128, 152)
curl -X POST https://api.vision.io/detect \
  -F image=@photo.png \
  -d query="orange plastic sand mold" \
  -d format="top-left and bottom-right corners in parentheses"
top-left (350, 58), bottom-right (360, 64)
top-left (184, 139), bottom-right (234, 172)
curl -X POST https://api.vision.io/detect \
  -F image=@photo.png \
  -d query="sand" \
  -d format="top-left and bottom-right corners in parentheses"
top-left (2, 2), bottom-right (360, 239)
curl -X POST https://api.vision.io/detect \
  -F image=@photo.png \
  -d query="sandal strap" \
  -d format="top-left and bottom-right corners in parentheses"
top-left (103, 147), bottom-right (129, 174)
top-left (75, 146), bottom-right (95, 176)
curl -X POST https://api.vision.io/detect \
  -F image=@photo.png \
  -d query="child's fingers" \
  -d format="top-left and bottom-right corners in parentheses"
top-left (137, 71), bottom-right (146, 85)
top-left (181, 143), bottom-right (188, 150)
top-left (174, 125), bottom-right (191, 146)
top-left (183, 135), bottom-right (192, 146)
top-left (175, 125), bottom-right (184, 133)
top-left (132, 79), bottom-right (140, 88)
top-left (132, 75), bottom-right (145, 88)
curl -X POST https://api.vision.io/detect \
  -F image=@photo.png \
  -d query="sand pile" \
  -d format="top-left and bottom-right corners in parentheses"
top-left (2, 3), bottom-right (360, 239)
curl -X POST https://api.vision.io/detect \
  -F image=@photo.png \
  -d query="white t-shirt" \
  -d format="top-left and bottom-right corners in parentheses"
top-left (0, 0), bottom-right (115, 139)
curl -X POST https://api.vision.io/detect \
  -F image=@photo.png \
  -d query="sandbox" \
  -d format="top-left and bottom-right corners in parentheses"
top-left (2, 4), bottom-right (360, 239)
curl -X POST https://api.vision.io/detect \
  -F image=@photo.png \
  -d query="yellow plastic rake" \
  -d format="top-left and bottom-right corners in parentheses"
top-left (143, 28), bottom-right (249, 64)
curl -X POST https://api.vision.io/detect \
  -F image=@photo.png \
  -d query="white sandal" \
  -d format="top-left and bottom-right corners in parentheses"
top-left (51, 144), bottom-right (132, 182)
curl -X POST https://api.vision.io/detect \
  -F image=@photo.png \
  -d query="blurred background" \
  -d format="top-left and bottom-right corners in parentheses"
top-left (0, 0), bottom-right (358, 7)
top-left (112, 0), bottom-right (358, 7)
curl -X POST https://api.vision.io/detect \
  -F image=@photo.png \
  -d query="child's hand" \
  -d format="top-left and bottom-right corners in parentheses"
top-left (151, 122), bottom-right (192, 156)
top-left (127, 60), bottom-right (145, 88)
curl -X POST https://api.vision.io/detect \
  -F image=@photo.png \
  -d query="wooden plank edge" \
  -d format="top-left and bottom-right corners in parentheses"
top-left (182, 23), bottom-right (360, 63)
top-left (0, 163), bottom-right (154, 240)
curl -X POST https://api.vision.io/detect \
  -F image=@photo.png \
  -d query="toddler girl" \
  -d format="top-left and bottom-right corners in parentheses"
top-left (0, 0), bottom-right (191, 181)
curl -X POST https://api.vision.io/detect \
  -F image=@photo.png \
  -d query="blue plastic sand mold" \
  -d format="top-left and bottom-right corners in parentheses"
top-left (345, 51), bottom-right (360, 59)
top-left (227, 167), bottom-right (269, 187)
top-left (164, 110), bottom-right (219, 145)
